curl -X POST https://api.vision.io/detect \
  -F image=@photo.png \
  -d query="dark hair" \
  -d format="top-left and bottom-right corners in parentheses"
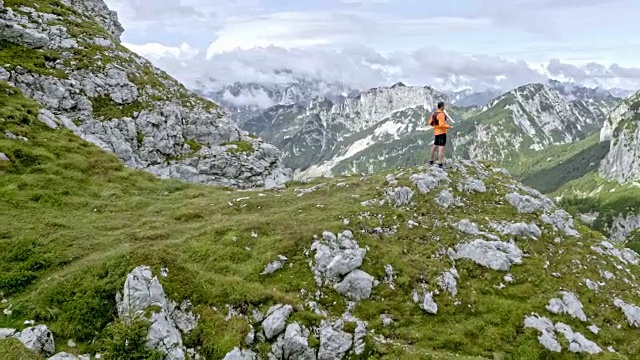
top-left (437, 101), bottom-right (445, 109)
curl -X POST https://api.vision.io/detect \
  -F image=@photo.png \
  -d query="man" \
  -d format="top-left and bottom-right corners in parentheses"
top-left (428, 101), bottom-right (451, 168)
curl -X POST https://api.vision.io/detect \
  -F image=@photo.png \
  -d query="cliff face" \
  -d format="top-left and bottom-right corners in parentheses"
top-left (598, 91), bottom-right (640, 183)
top-left (0, 0), bottom-right (291, 189)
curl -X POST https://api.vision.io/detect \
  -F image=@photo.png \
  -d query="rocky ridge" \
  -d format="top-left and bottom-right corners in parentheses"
top-left (0, 0), bottom-right (290, 189)
top-left (452, 83), bottom-right (617, 165)
top-left (194, 72), bottom-right (357, 123)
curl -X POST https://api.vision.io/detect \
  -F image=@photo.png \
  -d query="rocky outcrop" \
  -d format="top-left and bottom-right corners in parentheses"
top-left (0, 0), bottom-right (290, 189)
top-left (598, 90), bottom-right (640, 183)
top-left (116, 266), bottom-right (199, 360)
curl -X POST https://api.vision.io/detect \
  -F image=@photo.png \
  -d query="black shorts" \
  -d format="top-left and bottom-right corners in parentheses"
top-left (434, 134), bottom-right (447, 146)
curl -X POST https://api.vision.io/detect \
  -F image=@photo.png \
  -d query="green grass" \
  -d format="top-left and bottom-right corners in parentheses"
top-left (0, 41), bottom-right (67, 79)
top-left (511, 133), bottom-right (611, 193)
top-left (0, 338), bottom-right (43, 360)
top-left (556, 172), bottom-right (640, 234)
top-left (222, 140), bottom-right (254, 154)
top-left (2, 78), bottom-right (640, 359)
top-left (89, 96), bottom-right (146, 121)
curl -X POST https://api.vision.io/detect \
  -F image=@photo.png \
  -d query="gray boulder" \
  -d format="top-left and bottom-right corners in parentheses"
top-left (452, 239), bottom-right (523, 271)
top-left (15, 325), bottom-right (55, 356)
top-left (262, 304), bottom-right (293, 339)
top-left (333, 269), bottom-right (374, 301)
top-left (318, 320), bottom-right (353, 360)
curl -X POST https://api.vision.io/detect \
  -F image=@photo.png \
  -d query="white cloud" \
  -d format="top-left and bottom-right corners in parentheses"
top-left (103, 0), bottom-right (640, 94)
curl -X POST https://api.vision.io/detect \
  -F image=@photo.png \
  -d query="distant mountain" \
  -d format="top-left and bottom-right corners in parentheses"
top-left (192, 72), bottom-right (357, 122)
top-left (451, 83), bottom-right (620, 165)
top-left (242, 83), bottom-right (453, 177)
top-left (449, 88), bottom-right (503, 107)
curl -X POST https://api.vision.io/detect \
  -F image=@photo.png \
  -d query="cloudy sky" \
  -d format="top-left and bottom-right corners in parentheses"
top-left (103, 0), bottom-right (640, 93)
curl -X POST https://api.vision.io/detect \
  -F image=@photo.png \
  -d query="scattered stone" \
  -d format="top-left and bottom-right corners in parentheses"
top-left (353, 321), bottom-right (367, 355)
top-left (269, 322), bottom-right (316, 359)
top-left (600, 270), bottom-right (615, 280)
top-left (310, 230), bottom-right (367, 285)
top-left (541, 210), bottom-right (579, 237)
top-left (451, 239), bottom-right (523, 271)
top-left (15, 325), bottom-right (55, 356)
top-left (385, 186), bottom-right (414, 207)
top-left (384, 264), bottom-right (396, 289)
top-left (410, 169), bottom-right (450, 193)
top-left (505, 192), bottom-right (551, 213)
top-left (437, 267), bottom-right (459, 297)
top-left (0, 328), bottom-right (16, 339)
top-left (48, 353), bottom-right (79, 360)
top-left (435, 189), bottom-right (455, 208)
top-left (262, 304), bottom-right (293, 339)
top-left (504, 273), bottom-right (515, 283)
top-left (222, 347), bottom-right (257, 360)
top-left (261, 255), bottom-right (288, 275)
top-left (294, 183), bottom-right (325, 197)
top-left (613, 299), bottom-right (640, 327)
top-left (385, 173), bottom-right (398, 186)
top-left (588, 325), bottom-right (600, 334)
top-left (4, 131), bottom-right (28, 141)
top-left (546, 291), bottom-right (588, 322)
top-left (555, 322), bottom-right (602, 354)
top-left (493, 221), bottom-right (542, 240)
top-left (0, 152), bottom-right (9, 162)
top-left (584, 279), bottom-right (600, 291)
top-left (116, 266), bottom-right (199, 360)
top-left (318, 320), bottom-right (353, 360)
top-left (380, 314), bottom-right (394, 327)
top-left (407, 219), bottom-right (419, 228)
top-left (459, 178), bottom-right (487, 193)
top-left (333, 269), bottom-right (374, 301)
top-left (245, 326), bottom-right (255, 346)
top-left (67, 339), bottom-right (76, 347)
top-left (523, 314), bottom-right (561, 352)
top-left (412, 290), bottom-right (438, 314)
top-left (592, 241), bottom-right (639, 266)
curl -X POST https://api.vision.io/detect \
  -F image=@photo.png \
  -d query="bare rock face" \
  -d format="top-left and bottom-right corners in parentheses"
top-left (0, 0), bottom-right (291, 189)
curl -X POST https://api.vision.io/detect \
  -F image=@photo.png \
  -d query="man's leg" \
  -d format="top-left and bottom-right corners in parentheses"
top-left (429, 144), bottom-right (437, 165)
top-left (438, 145), bottom-right (445, 166)
top-left (437, 134), bottom-right (447, 167)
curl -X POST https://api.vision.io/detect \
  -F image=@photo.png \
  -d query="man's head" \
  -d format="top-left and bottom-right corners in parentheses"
top-left (437, 101), bottom-right (445, 110)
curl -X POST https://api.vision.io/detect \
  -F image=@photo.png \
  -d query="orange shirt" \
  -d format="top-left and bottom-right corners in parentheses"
top-left (432, 110), bottom-right (451, 135)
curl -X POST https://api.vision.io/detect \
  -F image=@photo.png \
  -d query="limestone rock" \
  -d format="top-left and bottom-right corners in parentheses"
top-left (48, 353), bottom-right (79, 360)
top-left (546, 291), bottom-right (588, 322)
top-left (15, 325), bottom-right (55, 356)
top-left (451, 239), bottom-right (523, 271)
top-left (506, 192), bottom-right (551, 214)
top-left (413, 290), bottom-right (438, 314)
top-left (116, 266), bottom-right (199, 360)
top-left (385, 186), bottom-right (414, 207)
top-left (262, 304), bottom-right (293, 339)
top-left (310, 230), bottom-right (367, 285)
top-left (410, 168), bottom-right (450, 193)
top-left (318, 320), bottom-right (353, 360)
top-left (541, 210), bottom-right (579, 237)
top-left (613, 299), bottom-right (640, 327)
top-left (261, 255), bottom-right (288, 275)
top-left (524, 314), bottom-right (561, 352)
top-left (555, 322), bottom-right (602, 354)
top-left (0, 152), bottom-right (9, 162)
top-left (222, 347), bottom-right (257, 360)
top-left (435, 189), bottom-right (455, 208)
top-left (269, 322), bottom-right (316, 360)
top-left (333, 269), bottom-right (374, 301)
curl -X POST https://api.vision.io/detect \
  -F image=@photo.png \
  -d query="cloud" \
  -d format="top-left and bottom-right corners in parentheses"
top-left (106, 0), bottom-right (640, 95)
top-left (221, 88), bottom-right (275, 108)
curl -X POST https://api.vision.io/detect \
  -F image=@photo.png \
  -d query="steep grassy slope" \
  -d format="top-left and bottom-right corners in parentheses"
top-left (3, 81), bottom-right (640, 359)
top-left (507, 132), bottom-right (611, 193)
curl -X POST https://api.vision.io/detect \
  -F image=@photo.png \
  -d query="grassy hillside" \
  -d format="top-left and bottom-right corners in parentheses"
top-left (508, 132), bottom-right (611, 193)
top-left (3, 80), bottom-right (640, 359)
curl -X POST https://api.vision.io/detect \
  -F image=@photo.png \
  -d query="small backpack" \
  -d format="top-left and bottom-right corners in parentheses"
top-left (429, 111), bottom-right (445, 126)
